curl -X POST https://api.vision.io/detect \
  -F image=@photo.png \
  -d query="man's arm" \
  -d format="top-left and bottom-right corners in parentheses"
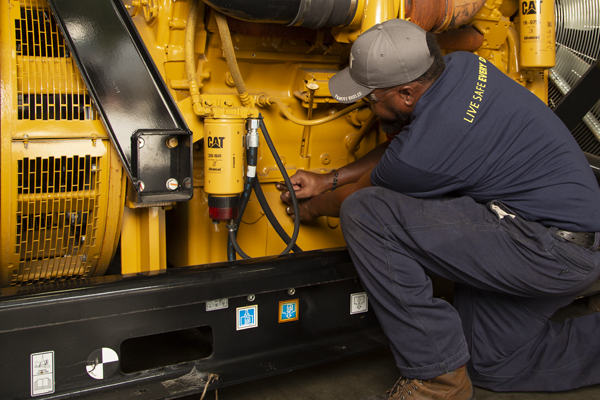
top-left (277, 142), bottom-right (389, 199)
top-left (283, 168), bottom-right (374, 221)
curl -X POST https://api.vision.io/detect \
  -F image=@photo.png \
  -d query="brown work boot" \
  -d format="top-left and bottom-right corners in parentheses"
top-left (360, 366), bottom-right (475, 400)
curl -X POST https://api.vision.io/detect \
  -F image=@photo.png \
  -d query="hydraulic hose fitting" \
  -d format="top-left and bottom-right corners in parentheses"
top-left (246, 118), bottom-right (260, 150)
top-left (226, 220), bottom-right (238, 232)
top-left (246, 118), bottom-right (260, 179)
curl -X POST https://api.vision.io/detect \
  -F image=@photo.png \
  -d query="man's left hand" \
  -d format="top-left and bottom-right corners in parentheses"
top-left (280, 190), bottom-right (317, 222)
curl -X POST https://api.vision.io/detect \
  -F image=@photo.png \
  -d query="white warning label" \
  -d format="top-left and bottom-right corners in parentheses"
top-left (206, 298), bottom-right (228, 311)
top-left (31, 351), bottom-right (54, 396)
top-left (350, 292), bottom-right (369, 314)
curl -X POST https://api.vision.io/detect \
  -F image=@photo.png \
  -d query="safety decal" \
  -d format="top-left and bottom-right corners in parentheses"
top-left (236, 305), bottom-right (258, 330)
top-left (279, 299), bottom-right (299, 323)
top-left (31, 351), bottom-right (54, 396)
top-left (86, 347), bottom-right (119, 380)
top-left (350, 292), bottom-right (369, 314)
top-left (206, 298), bottom-right (229, 311)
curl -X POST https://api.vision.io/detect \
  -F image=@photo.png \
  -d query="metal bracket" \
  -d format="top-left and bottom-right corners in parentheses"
top-left (46, 0), bottom-right (193, 203)
top-left (133, 130), bottom-right (192, 203)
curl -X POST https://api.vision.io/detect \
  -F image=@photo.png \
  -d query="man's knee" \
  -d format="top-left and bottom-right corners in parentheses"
top-left (340, 187), bottom-right (381, 233)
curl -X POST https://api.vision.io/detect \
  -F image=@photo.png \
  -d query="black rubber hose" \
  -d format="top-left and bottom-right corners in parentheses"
top-left (229, 230), bottom-right (250, 259)
top-left (253, 178), bottom-right (303, 253)
top-left (227, 175), bottom-right (254, 261)
top-left (227, 145), bottom-right (258, 260)
top-left (203, 0), bottom-right (301, 24)
top-left (228, 115), bottom-right (302, 258)
top-left (259, 116), bottom-right (301, 254)
top-left (203, 0), bottom-right (357, 29)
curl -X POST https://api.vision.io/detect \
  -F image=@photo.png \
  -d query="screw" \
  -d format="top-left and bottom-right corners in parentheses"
top-left (183, 177), bottom-right (192, 189)
top-left (287, 288), bottom-right (295, 295)
top-left (321, 153), bottom-right (331, 165)
top-left (247, 294), bottom-right (255, 302)
top-left (139, 181), bottom-right (145, 191)
top-left (138, 137), bottom-right (145, 148)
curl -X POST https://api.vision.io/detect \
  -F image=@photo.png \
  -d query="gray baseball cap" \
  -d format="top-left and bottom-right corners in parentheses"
top-left (329, 19), bottom-right (434, 104)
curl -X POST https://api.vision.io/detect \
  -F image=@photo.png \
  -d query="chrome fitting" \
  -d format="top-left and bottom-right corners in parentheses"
top-left (246, 118), bottom-right (260, 149)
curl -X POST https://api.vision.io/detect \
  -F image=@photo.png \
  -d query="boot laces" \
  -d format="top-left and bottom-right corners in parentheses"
top-left (387, 377), bottom-right (423, 400)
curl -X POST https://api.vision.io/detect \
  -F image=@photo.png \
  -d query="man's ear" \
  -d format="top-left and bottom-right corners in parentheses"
top-left (398, 85), bottom-right (416, 106)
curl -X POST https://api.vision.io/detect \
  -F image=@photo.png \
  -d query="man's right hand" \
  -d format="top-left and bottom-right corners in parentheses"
top-left (276, 170), bottom-right (332, 199)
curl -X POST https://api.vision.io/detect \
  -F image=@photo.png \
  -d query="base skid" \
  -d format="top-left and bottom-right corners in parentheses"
top-left (0, 248), bottom-right (386, 399)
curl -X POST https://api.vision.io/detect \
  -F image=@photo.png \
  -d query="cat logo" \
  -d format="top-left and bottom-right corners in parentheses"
top-left (207, 136), bottom-right (225, 149)
top-left (522, 0), bottom-right (542, 15)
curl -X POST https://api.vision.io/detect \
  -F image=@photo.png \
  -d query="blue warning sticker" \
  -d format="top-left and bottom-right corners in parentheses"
top-left (236, 305), bottom-right (258, 330)
top-left (279, 299), bottom-right (299, 323)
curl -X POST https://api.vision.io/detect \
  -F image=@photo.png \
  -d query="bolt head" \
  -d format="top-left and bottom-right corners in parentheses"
top-left (166, 136), bottom-right (179, 148)
top-left (166, 178), bottom-right (179, 191)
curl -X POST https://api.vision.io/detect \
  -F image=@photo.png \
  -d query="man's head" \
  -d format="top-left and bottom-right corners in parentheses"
top-left (329, 19), bottom-right (445, 133)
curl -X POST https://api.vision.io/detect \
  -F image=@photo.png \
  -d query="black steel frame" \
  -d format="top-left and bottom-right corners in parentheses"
top-left (0, 249), bottom-right (386, 400)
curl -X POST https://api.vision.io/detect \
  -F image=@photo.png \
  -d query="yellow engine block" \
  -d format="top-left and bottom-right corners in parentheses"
top-left (0, 0), bottom-right (560, 284)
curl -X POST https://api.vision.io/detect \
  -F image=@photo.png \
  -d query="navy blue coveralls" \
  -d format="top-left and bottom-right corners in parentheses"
top-left (340, 52), bottom-right (600, 392)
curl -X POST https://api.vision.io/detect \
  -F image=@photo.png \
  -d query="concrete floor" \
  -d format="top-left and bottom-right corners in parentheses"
top-left (191, 347), bottom-right (600, 400)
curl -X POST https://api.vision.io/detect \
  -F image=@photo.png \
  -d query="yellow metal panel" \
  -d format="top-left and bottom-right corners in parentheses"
top-left (1, 0), bottom-right (20, 274)
top-left (14, 120), bottom-right (108, 140)
top-left (121, 206), bottom-right (167, 275)
top-left (166, 188), bottom-right (230, 266)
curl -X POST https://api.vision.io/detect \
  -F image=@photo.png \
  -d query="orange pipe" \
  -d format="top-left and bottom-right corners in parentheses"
top-left (407, 0), bottom-right (487, 32)
top-left (434, 26), bottom-right (484, 52)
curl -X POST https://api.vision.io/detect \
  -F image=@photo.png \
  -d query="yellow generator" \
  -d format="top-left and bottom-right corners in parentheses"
top-left (0, 0), bottom-right (598, 398)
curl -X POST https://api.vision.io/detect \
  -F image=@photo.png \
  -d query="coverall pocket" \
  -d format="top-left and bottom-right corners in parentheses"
top-left (549, 241), bottom-right (594, 275)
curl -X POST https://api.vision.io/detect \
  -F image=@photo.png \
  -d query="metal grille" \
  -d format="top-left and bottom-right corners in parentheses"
top-left (568, 100), bottom-right (600, 156)
top-left (549, 0), bottom-right (600, 155)
top-left (14, 155), bottom-right (102, 286)
top-left (550, 0), bottom-right (600, 107)
top-left (15, 0), bottom-right (97, 121)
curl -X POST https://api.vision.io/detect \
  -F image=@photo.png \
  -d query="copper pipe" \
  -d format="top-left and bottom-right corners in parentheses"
top-left (407, 0), bottom-right (487, 33)
top-left (434, 26), bottom-right (484, 52)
